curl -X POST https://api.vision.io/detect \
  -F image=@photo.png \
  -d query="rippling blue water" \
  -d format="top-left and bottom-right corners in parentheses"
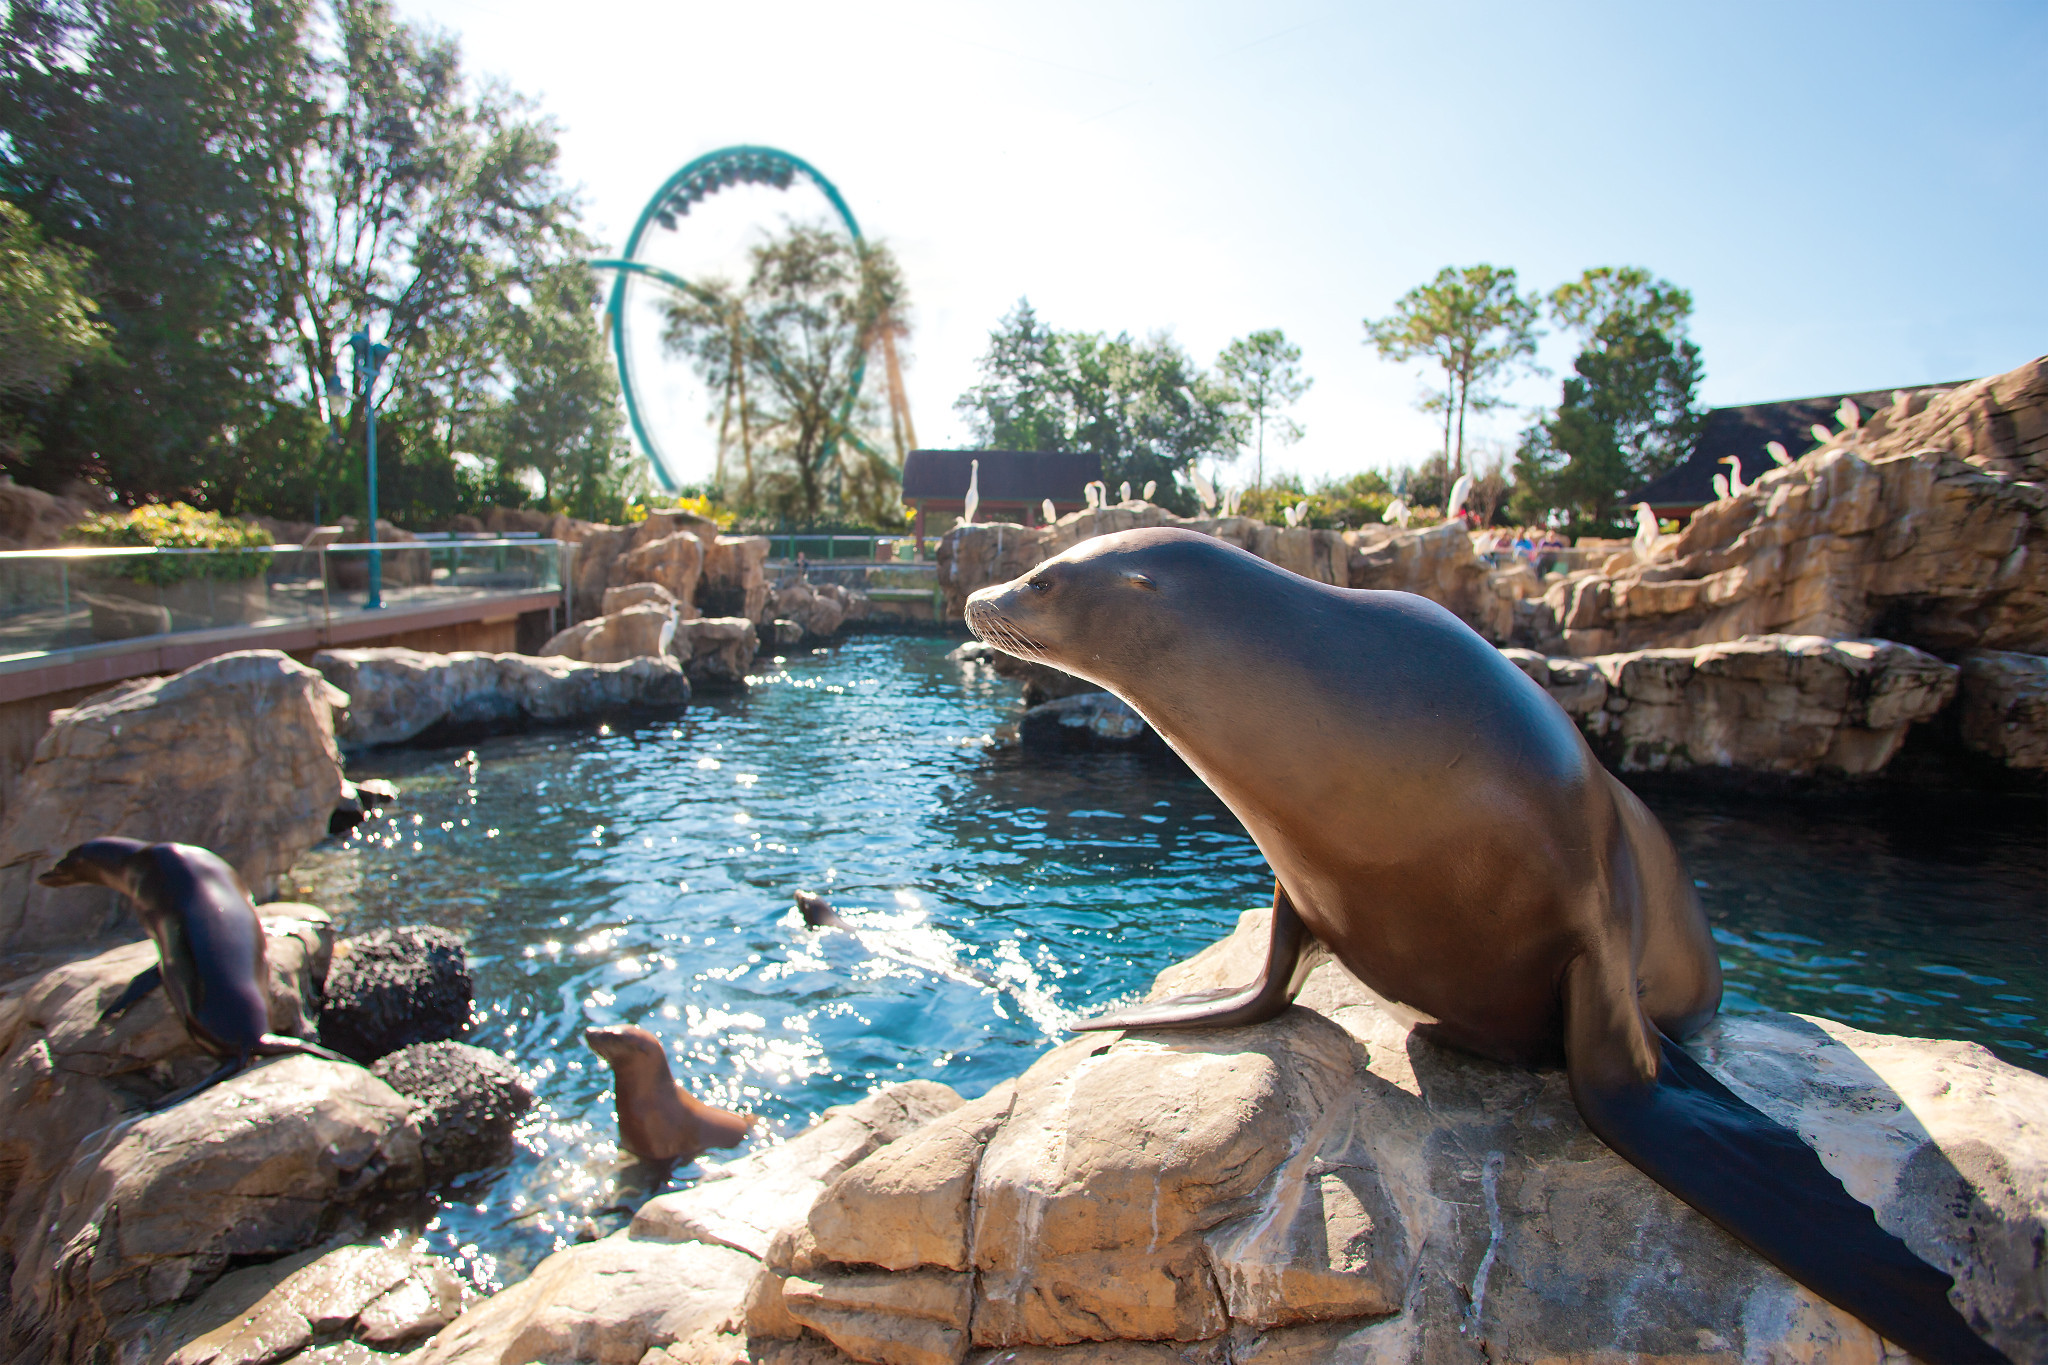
top-left (294, 634), bottom-right (2044, 1290)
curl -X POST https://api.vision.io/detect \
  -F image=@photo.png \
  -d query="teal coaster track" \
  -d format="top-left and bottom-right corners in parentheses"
top-left (593, 145), bottom-right (869, 494)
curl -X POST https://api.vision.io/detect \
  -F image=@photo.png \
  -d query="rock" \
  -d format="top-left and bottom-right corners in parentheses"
top-left (702, 535), bottom-right (771, 622)
top-left (1016, 693), bottom-right (1158, 753)
top-left (0, 907), bottom-right (426, 1361)
top-left (770, 909), bottom-right (2045, 1364)
top-left (0, 473), bottom-right (94, 550)
top-left (410, 1083), bottom-right (960, 1365)
top-left (0, 651), bottom-right (347, 954)
top-left (1956, 650), bottom-right (2048, 769)
top-left (155, 1241), bottom-right (465, 1364)
top-left (328, 778), bottom-right (399, 836)
top-left (318, 926), bottom-right (472, 1064)
top-left (323, 519), bottom-right (431, 590)
top-left (1563, 634), bottom-right (1958, 776)
top-left (311, 648), bottom-right (690, 748)
top-left (771, 582), bottom-right (847, 640)
top-left (84, 589), bottom-right (174, 640)
top-left (540, 600), bottom-right (674, 664)
top-left (677, 617), bottom-right (760, 689)
top-left (1, 1048), bottom-right (423, 1358)
top-left (602, 581), bottom-right (696, 619)
top-left (765, 618), bottom-right (805, 647)
top-left (612, 530), bottom-right (704, 606)
top-left (1521, 355), bottom-right (2048, 658)
top-left (371, 1041), bottom-right (533, 1186)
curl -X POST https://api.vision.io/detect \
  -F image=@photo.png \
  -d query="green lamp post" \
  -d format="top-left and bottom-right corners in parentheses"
top-left (346, 330), bottom-right (393, 609)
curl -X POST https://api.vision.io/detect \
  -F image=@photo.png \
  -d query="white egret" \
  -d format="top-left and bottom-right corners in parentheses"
top-left (1634, 502), bottom-right (1659, 549)
top-left (1766, 441), bottom-right (1792, 467)
top-left (1810, 424), bottom-right (1833, 445)
top-left (1720, 455), bottom-right (1746, 495)
top-left (1224, 488), bottom-right (1242, 517)
top-left (1191, 467), bottom-right (1217, 513)
top-left (1446, 473), bottom-right (1474, 521)
top-left (1837, 398), bottom-right (1860, 431)
top-left (1383, 498), bottom-right (1411, 527)
top-left (1142, 480), bottom-right (1157, 501)
top-left (1712, 472), bottom-right (1730, 501)
top-left (962, 459), bottom-right (980, 525)
top-left (658, 606), bottom-right (677, 659)
top-left (1119, 481), bottom-right (1131, 503)
top-left (1042, 498), bottom-right (1057, 524)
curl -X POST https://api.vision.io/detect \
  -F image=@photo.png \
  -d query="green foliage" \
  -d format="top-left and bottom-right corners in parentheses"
top-left (1236, 468), bottom-right (1396, 528)
top-left (0, 0), bottom-right (317, 500)
top-left (0, 0), bottom-right (631, 528)
top-left (953, 300), bottom-right (1245, 515)
top-left (0, 202), bottom-right (112, 458)
top-left (1511, 267), bottom-right (1704, 536)
top-left (1364, 265), bottom-right (1541, 482)
top-left (664, 223), bottom-right (910, 527)
top-left (70, 502), bottom-right (274, 583)
top-left (1216, 329), bottom-right (1310, 491)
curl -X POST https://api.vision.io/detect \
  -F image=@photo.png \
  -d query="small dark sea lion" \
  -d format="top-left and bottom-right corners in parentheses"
top-left (794, 889), bottom-right (850, 928)
top-left (40, 837), bottom-right (357, 1110)
top-left (584, 1024), bottom-right (753, 1164)
top-left (964, 527), bottom-right (2004, 1364)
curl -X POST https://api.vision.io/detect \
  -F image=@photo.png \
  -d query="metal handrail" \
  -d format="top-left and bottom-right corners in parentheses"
top-left (0, 538), bottom-right (567, 559)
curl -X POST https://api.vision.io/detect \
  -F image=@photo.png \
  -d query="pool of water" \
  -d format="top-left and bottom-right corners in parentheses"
top-left (292, 634), bottom-right (2045, 1290)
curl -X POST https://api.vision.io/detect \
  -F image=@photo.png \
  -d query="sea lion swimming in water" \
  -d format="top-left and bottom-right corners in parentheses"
top-left (794, 889), bottom-right (850, 928)
top-left (965, 527), bottom-right (2002, 1364)
top-left (584, 1024), bottom-right (753, 1164)
top-left (39, 838), bottom-right (357, 1110)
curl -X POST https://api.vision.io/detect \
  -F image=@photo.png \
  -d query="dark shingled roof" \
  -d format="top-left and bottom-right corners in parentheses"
top-left (1633, 384), bottom-right (1963, 513)
top-left (901, 450), bottom-right (1101, 507)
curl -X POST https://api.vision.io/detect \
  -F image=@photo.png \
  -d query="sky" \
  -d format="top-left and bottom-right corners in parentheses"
top-left (399, 0), bottom-right (2048, 491)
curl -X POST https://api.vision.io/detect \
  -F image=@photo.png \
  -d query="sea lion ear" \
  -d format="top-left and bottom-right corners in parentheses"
top-left (1124, 572), bottom-right (1157, 591)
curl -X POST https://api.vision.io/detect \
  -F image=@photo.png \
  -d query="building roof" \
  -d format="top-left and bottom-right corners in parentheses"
top-left (901, 450), bottom-right (1102, 506)
top-left (1632, 384), bottom-right (1964, 511)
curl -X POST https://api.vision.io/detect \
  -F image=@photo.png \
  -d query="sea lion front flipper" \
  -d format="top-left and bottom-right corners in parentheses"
top-left (1074, 883), bottom-right (1308, 1033)
top-left (1562, 958), bottom-right (2005, 1364)
top-left (100, 964), bottom-right (163, 1022)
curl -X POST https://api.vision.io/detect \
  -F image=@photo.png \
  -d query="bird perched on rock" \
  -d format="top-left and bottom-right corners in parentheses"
top-left (584, 1024), bottom-right (753, 1164)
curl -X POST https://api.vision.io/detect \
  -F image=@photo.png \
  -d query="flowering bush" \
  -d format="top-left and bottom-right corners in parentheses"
top-left (70, 503), bottom-right (273, 584)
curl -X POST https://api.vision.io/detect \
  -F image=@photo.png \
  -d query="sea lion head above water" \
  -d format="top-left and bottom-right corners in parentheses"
top-left (585, 1023), bottom-right (753, 1164)
top-left (962, 526), bottom-right (2007, 1364)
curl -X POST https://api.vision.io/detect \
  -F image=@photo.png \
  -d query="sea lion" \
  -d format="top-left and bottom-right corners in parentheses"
top-left (964, 527), bottom-right (2002, 1364)
top-left (794, 889), bottom-right (850, 929)
top-left (39, 837), bottom-right (357, 1110)
top-left (584, 1024), bottom-right (753, 1164)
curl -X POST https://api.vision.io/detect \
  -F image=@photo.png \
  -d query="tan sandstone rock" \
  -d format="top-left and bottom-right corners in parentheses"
top-left (311, 647), bottom-right (690, 748)
top-left (704, 535), bottom-right (772, 622)
top-left (766, 909), bottom-right (2043, 1364)
top-left (408, 1083), bottom-right (962, 1365)
top-left (675, 617), bottom-right (761, 689)
top-left (601, 581), bottom-right (698, 620)
top-left (156, 1241), bottom-right (465, 1364)
top-left (1956, 649), bottom-right (2048, 769)
top-left (613, 529), bottom-right (704, 606)
top-left (0, 651), bottom-right (347, 954)
top-left (1502, 634), bottom-right (1959, 775)
top-left (541, 600), bottom-right (675, 664)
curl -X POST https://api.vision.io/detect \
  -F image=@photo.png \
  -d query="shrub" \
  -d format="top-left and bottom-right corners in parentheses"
top-left (69, 502), bottom-right (273, 584)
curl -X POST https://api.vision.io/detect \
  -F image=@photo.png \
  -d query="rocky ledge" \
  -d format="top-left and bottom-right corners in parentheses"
top-left (388, 913), bottom-right (2045, 1365)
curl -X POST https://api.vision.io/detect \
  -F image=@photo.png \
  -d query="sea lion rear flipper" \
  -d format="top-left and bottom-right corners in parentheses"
top-left (1563, 959), bottom-right (2005, 1363)
top-left (148, 1055), bottom-right (246, 1112)
top-left (100, 964), bottom-right (162, 1022)
top-left (1075, 884), bottom-right (1308, 1033)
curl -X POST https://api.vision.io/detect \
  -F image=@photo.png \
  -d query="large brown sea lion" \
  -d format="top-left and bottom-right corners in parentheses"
top-left (39, 838), bottom-right (357, 1110)
top-left (584, 1024), bottom-right (753, 1164)
top-left (964, 526), bottom-right (2002, 1364)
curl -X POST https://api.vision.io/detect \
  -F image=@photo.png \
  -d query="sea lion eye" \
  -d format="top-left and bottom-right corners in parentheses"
top-left (1027, 577), bottom-right (1050, 593)
top-left (1124, 572), bottom-right (1157, 590)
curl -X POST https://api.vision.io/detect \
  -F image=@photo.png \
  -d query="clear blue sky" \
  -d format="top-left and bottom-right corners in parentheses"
top-left (402, 0), bottom-right (2047, 488)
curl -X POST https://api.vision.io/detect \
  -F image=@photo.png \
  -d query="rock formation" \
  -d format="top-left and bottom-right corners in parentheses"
top-left (1016, 692), bottom-right (1160, 754)
top-left (155, 1240), bottom-right (466, 1363)
top-left (372, 1041), bottom-right (534, 1187)
top-left (311, 647), bottom-right (690, 748)
top-left (0, 906), bottom-right (429, 1359)
top-left (0, 474), bottom-right (97, 550)
top-left (319, 925), bottom-right (473, 1064)
top-left (538, 602), bottom-right (761, 688)
top-left (771, 580), bottom-right (873, 641)
top-left (0, 651), bottom-right (347, 955)
top-left (1956, 649), bottom-right (2048, 769)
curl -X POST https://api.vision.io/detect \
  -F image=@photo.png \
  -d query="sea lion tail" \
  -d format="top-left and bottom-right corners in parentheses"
top-left (255, 1034), bottom-right (361, 1067)
top-left (1075, 887), bottom-right (1310, 1033)
top-left (1564, 966), bottom-right (2006, 1362)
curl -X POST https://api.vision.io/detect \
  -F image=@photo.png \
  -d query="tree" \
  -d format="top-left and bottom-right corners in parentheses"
top-left (0, 0), bottom-right (317, 500)
top-left (954, 299), bottom-right (1243, 514)
top-left (1217, 329), bottom-right (1309, 493)
top-left (664, 222), bottom-right (909, 525)
top-left (1511, 267), bottom-right (1704, 536)
top-left (1364, 265), bottom-right (1541, 484)
top-left (0, 203), bottom-right (111, 457)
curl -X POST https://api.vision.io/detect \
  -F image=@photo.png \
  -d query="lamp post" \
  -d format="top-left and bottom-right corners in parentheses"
top-left (346, 330), bottom-right (393, 609)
